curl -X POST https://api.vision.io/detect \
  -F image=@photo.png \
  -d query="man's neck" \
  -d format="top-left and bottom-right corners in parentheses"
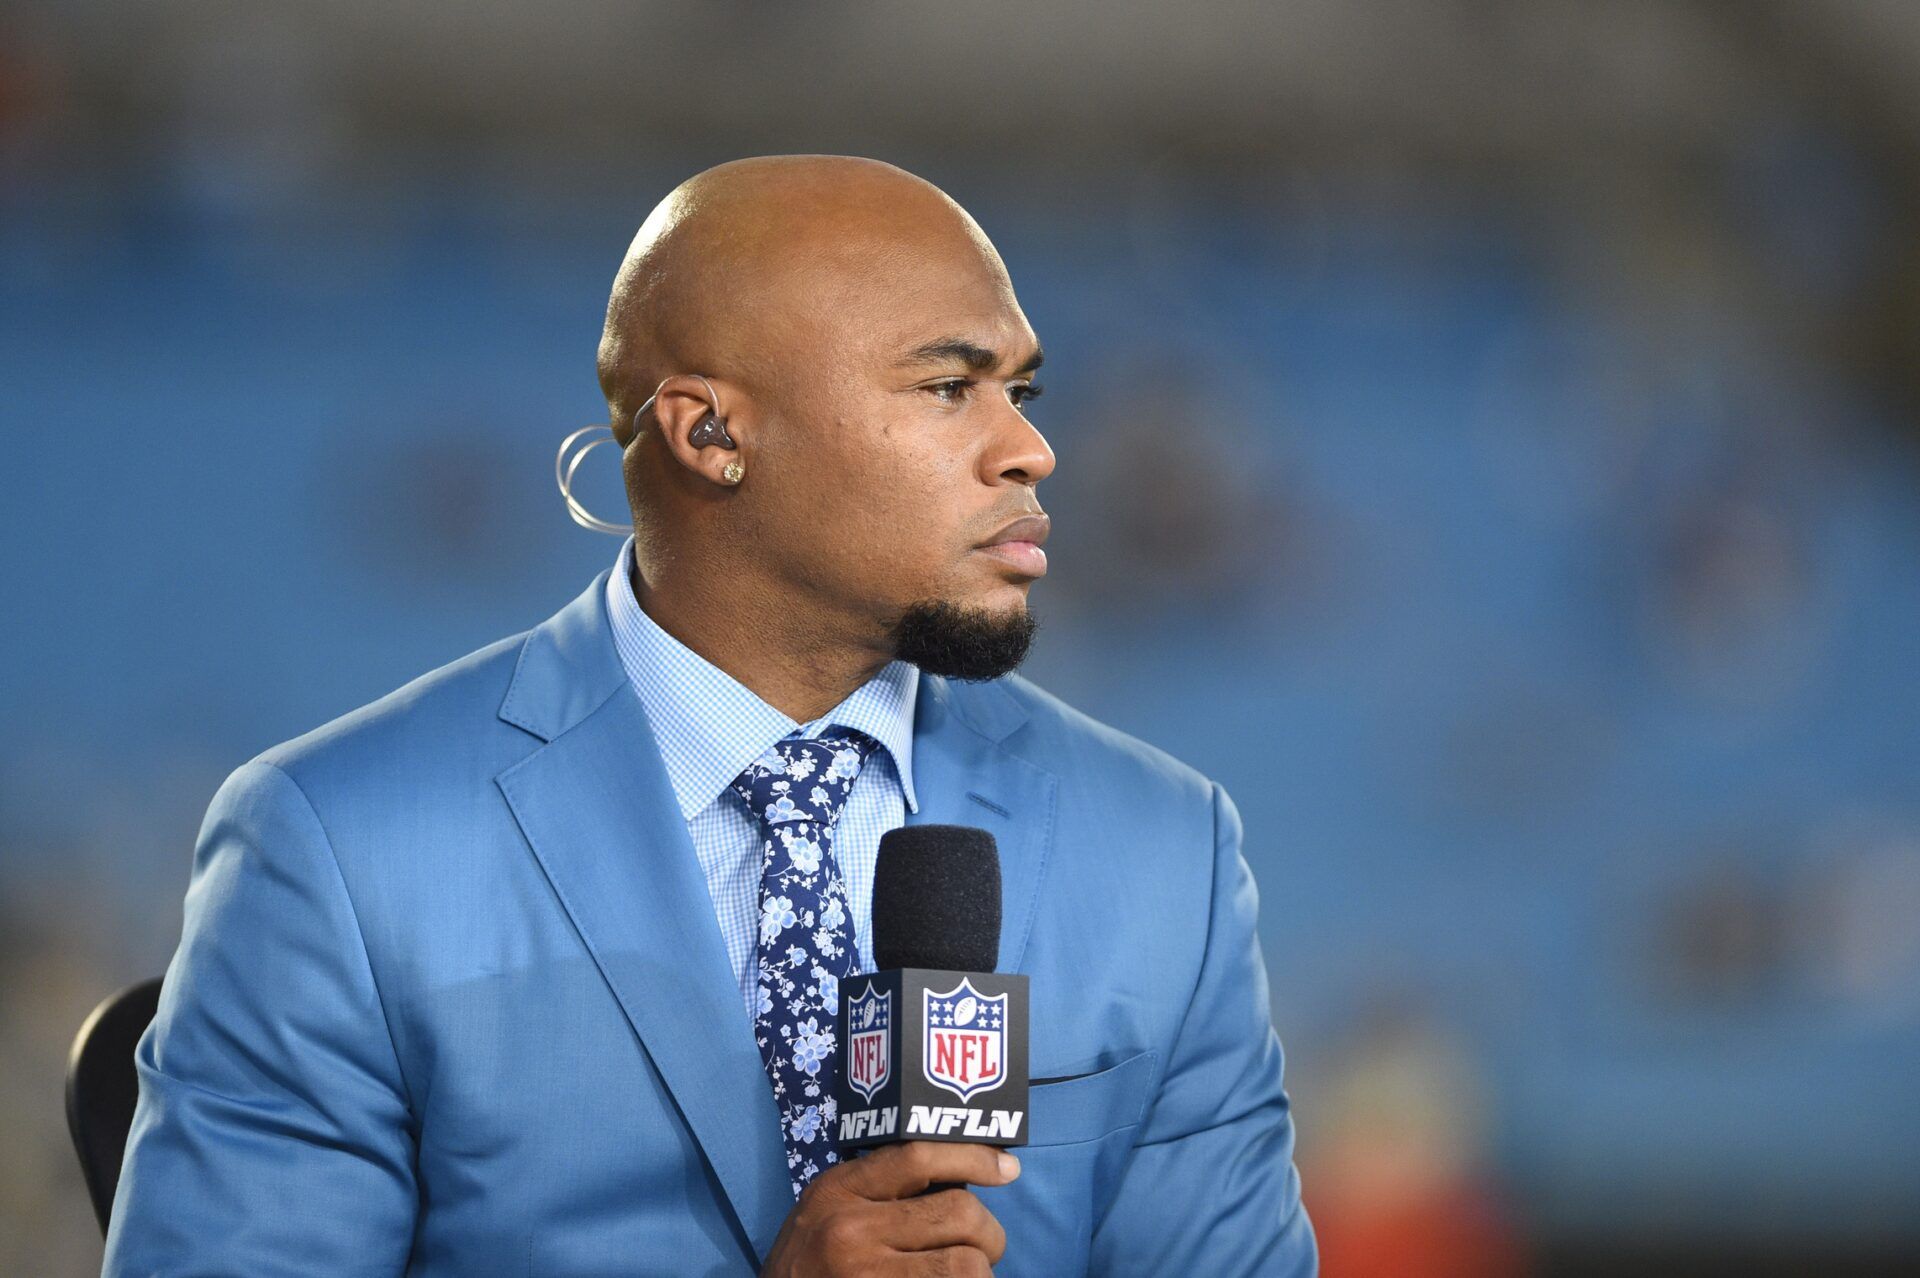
top-left (631, 560), bottom-right (890, 724)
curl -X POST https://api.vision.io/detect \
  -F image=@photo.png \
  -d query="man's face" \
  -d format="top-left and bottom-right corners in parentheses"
top-left (741, 232), bottom-right (1056, 674)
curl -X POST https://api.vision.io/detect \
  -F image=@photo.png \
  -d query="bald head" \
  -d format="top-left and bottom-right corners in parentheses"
top-left (592, 154), bottom-right (1054, 704)
top-left (597, 154), bottom-right (1008, 441)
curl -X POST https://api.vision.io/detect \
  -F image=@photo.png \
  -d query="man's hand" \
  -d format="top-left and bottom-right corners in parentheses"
top-left (761, 1141), bottom-right (1020, 1276)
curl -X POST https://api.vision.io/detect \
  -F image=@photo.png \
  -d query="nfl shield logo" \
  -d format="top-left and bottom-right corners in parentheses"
top-left (846, 982), bottom-right (892, 1103)
top-left (922, 978), bottom-right (1008, 1102)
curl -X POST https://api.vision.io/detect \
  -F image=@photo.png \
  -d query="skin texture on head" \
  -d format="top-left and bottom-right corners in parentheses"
top-left (597, 155), bottom-right (1056, 723)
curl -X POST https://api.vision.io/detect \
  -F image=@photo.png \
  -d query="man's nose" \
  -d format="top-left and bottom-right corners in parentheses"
top-left (988, 400), bottom-right (1056, 486)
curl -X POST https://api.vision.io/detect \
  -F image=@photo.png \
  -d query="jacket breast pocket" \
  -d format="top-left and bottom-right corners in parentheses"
top-left (976, 1048), bottom-right (1158, 1278)
top-left (1024, 1047), bottom-right (1156, 1147)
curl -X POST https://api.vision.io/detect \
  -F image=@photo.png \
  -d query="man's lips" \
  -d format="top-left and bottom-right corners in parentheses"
top-left (976, 514), bottom-right (1050, 577)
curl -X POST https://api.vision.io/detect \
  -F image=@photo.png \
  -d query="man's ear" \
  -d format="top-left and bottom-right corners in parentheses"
top-left (649, 374), bottom-right (747, 488)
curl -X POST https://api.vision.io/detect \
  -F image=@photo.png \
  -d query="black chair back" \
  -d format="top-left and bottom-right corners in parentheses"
top-left (66, 976), bottom-right (164, 1236)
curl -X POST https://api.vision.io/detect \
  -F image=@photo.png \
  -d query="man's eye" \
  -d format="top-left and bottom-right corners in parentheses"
top-left (924, 380), bottom-right (1046, 408)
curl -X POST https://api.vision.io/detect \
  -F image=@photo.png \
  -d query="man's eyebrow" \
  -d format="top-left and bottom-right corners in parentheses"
top-left (898, 338), bottom-right (1046, 375)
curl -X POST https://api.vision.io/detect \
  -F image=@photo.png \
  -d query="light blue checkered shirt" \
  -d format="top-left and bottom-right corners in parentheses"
top-left (604, 537), bottom-right (920, 1021)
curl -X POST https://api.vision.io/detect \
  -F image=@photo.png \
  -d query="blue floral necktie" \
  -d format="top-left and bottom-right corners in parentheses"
top-left (729, 729), bottom-right (879, 1197)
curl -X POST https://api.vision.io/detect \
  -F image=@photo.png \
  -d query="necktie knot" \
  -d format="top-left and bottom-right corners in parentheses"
top-left (729, 729), bottom-right (879, 834)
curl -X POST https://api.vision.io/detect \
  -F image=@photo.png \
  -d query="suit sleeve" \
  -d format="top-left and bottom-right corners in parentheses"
top-left (1087, 781), bottom-right (1317, 1276)
top-left (103, 761), bottom-right (419, 1276)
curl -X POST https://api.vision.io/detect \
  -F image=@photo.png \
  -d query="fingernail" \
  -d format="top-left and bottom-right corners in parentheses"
top-left (998, 1152), bottom-right (1020, 1180)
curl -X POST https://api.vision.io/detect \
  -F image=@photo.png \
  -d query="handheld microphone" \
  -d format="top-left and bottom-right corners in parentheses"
top-left (834, 825), bottom-right (1030, 1155)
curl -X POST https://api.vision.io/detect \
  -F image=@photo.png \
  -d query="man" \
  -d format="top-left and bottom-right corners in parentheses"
top-left (106, 155), bottom-right (1316, 1276)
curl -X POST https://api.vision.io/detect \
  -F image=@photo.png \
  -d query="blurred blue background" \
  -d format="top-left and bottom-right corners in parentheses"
top-left (4, 2), bottom-right (1919, 1273)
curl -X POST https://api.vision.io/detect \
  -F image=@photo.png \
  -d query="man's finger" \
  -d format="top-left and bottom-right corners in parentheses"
top-left (837, 1141), bottom-right (1020, 1201)
top-left (903, 1245), bottom-right (995, 1277)
top-left (872, 1188), bottom-right (1007, 1263)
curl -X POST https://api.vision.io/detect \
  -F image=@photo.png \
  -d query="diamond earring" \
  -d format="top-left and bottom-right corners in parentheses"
top-left (721, 460), bottom-right (745, 485)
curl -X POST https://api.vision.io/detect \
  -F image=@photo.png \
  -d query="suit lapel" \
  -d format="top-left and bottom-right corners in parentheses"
top-left (495, 574), bottom-right (792, 1263)
top-left (907, 674), bottom-right (1058, 976)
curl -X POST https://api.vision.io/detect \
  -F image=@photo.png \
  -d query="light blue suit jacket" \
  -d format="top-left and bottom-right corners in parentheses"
top-left (105, 571), bottom-right (1316, 1276)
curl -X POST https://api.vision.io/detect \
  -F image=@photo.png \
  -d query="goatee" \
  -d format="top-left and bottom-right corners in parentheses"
top-left (889, 599), bottom-right (1038, 681)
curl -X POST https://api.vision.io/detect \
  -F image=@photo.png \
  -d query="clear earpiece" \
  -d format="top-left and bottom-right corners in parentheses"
top-left (554, 402), bottom-right (646, 535)
top-left (556, 376), bottom-right (731, 534)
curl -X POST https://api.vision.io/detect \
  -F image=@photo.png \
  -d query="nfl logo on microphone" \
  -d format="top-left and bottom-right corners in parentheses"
top-left (923, 978), bottom-right (1005, 1101)
top-left (846, 984), bottom-right (891, 1103)
top-left (834, 969), bottom-right (1029, 1152)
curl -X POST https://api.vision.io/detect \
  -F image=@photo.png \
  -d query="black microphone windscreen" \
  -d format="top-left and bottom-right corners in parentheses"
top-left (872, 825), bottom-right (1002, 973)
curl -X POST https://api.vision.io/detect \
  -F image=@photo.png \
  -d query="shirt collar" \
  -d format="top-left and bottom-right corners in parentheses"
top-left (604, 537), bottom-right (920, 822)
